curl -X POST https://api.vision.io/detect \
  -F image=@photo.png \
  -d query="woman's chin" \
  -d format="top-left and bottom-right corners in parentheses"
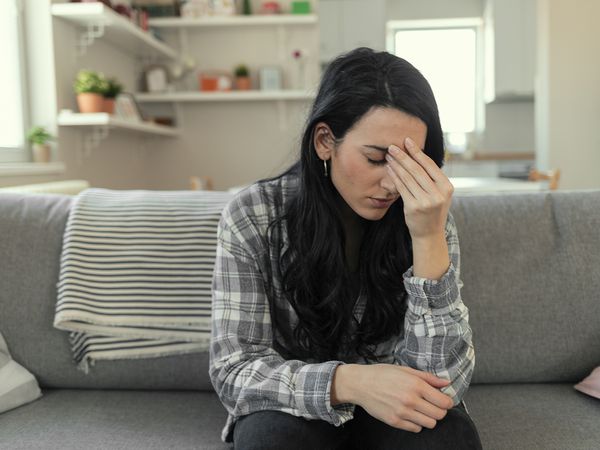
top-left (359, 205), bottom-right (391, 221)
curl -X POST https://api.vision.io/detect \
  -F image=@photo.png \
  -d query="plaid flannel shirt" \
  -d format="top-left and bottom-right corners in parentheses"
top-left (209, 172), bottom-right (475, 443)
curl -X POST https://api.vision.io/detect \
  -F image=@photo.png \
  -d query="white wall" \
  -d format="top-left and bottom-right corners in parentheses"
top-left (536, 0), bottom-right (600, 189)
top-left (386, 0), bottom-right (482, 19)
top-left (482, 102), bottom-right (535, 153)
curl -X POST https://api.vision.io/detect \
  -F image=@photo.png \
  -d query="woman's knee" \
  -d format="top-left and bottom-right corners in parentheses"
top-left (350, 404), bottom-right (482, 450)
top-left (233, 410), bottom-right (345, 450)
top-left (422, 405), bottom-right (483, 450)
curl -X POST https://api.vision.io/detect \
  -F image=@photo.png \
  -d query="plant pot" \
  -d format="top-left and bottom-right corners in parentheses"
top-left (235, 76), bottom-right (252, 90)
top-left (199, 72), bottom-right (232, 91)
top-left (103, 98), bottom-right (116, 114)
top-left (32, 143), bottom-right (51, 163)
top-left (77, 93), bottom-right (104, 113)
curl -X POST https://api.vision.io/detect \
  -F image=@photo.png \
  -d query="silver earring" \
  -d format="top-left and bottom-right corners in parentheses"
top-left (323, 159), bottom-right (328, 177)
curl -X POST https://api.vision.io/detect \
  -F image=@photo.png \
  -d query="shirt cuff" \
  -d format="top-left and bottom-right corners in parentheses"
top-left (323, 361), bottom-right (356, 426)
top-left (402, 262), bottom-right (460, 316)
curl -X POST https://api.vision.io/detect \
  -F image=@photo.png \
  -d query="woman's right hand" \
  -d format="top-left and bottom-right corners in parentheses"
top-left (344, 363), bottom-right (455, 433)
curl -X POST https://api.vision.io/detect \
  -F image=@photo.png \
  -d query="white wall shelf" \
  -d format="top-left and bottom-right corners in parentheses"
top-left (58, 111), bottom-right (178, 157)
top-left (0, 179), bottom-right (88, 195)
top-left (135, 90), bottom-right (315, 132)
top-left (0, 163), bottom-right (66, 178)
top-left (135, 90), bottom-right (316, 102)
top-left (148, 14), bottom-right (318, 28)
top-left (51, 2), bottom-right (179, 60)
top-left (58, 111), bottom-right (179, 136)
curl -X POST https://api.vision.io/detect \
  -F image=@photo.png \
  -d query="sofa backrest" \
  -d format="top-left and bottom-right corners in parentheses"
top-left (1, 190), bottom-right (599, 390)
top-left (452, 190), bottom-right (600, 384)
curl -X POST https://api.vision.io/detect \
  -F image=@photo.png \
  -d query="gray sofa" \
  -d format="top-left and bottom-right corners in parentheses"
top-left (0, 189), bottom-right (599, 450)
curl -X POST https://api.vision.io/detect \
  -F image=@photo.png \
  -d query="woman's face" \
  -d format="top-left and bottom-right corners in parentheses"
top-left (316, 107), bottom-right (428, 222)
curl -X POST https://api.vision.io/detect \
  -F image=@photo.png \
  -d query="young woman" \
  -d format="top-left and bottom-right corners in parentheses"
top-left (209, 47), bottom-right (482, 450)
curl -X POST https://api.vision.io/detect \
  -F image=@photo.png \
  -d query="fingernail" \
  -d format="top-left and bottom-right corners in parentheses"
top-left (389, 145), bottom-right (400, 154)
top-left (405, 137), bottom-right (414, 148)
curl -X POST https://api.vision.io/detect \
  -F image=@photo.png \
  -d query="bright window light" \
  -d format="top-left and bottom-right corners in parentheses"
top-left (0, 0), bottom-right (25, 150)
top-left (387, 19), bottom-right (482, 138)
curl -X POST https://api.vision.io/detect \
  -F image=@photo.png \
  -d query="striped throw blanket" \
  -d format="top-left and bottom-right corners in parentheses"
top-left (53, 188), bottom-right (234, 373)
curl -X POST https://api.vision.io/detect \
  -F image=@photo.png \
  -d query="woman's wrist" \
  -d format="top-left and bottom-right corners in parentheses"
top-left (331, 363), bottom-right (362, 406)
top-left (411, 232), bottom-right (450, 280)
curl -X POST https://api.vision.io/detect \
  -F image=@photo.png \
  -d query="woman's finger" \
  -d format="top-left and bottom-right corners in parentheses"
top-left (403, 138), bottom-right (454, 192)
top-left (392, 418), bottom-right (422, 434)
top-left (414, 398), bottom-right (449, 422)
top-left (406, 409), bottom-right (438, 430)
top-left (388, 145), bottom-right (438, 194)
top-left (386, 163), bottom-right (415, 202)
top-left (385, 154), bottom-right (434, 198)
top-left (421, 386), bottom-right (455, 410)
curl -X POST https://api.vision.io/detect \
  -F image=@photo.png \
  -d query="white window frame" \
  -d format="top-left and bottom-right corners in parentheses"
top-left (1, 0), bottom-right (30, 163)
top-left (386, 18), bottom-right (485, 154)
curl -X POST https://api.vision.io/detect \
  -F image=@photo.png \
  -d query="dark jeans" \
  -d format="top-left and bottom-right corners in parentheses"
top-left (232, 401), bottom-right (482, 450)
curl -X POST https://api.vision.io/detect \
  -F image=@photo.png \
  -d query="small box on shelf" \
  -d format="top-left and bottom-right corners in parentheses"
top-left (291, 1), bottom-right (311, 14)
top-left (131, 0), bottom-right (181, 17)
top-left (199, 71), bottom-right (233, 91)
top-left (259, 67), bottom-right (282, 91)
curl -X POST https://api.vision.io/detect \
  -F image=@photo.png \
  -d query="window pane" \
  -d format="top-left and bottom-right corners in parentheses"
top-left (0, 0), bottom-right (24, 149)
top-left (394, 28), bottom-right (476, 133)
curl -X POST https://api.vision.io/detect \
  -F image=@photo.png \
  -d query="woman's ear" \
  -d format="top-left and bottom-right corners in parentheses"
top-left (313, 122), bottom-right (336, 160)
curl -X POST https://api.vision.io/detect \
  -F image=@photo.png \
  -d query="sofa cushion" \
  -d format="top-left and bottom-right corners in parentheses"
top-left (452, 191), bottom-right (600, 384)
top-left (0, 389), bottom-right (231, 450)
top-left (0, 385), bottom-right (597, 450)
top-left (464, 383), bottom-right (600, 450)
top-left (0, 332), bottom-right (42, 414)
top-left (575, 366), bottom-right (600, 399)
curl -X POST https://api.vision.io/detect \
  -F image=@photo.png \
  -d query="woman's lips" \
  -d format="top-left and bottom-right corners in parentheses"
top-left (370, 197), bottom-right (394, 208)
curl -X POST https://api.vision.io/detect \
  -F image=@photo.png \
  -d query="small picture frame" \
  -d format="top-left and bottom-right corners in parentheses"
top-left (144, 65), bottom-right (169, 93)
top-left (259, 66), bottom-right (282, 91)
top-left (115, 93), bottom-right (144, 122)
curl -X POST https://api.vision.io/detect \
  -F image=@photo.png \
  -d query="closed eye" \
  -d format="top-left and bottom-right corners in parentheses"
top-left (367, 158), bottom-right (387, 166)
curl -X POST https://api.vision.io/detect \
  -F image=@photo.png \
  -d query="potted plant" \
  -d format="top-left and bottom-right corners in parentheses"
top-left (234, 64), bottom-right (251, 90)
top-left (73, 70), bottom-right (108, 113)
top-left (242, 0), bottom-right (252, 15)
top-left (102, 77), bottom-right (123, 114)
top-left (26, 126), bottom-right (54, 163)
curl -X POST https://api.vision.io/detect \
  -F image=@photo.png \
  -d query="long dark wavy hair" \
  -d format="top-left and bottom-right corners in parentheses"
top-left (258, 47), bottom-right (445, 363)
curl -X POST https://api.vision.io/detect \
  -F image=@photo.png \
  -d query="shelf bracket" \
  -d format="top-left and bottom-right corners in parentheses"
top-left (77, 22), bottom-right (106, 57)
top-left (83, 125), bottom-right (110, 157)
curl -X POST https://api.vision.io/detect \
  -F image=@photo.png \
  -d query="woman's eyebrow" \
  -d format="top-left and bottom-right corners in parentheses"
top-left (363, 145), bottom-right (390, 152)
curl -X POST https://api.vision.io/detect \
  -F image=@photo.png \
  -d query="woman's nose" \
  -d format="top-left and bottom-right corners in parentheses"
top-left (381, 171), bottom-right (398, 196)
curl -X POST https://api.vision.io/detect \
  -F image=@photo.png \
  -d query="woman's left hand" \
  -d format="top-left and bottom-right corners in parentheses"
top-left (385, 137), bottom-right (454, 241)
